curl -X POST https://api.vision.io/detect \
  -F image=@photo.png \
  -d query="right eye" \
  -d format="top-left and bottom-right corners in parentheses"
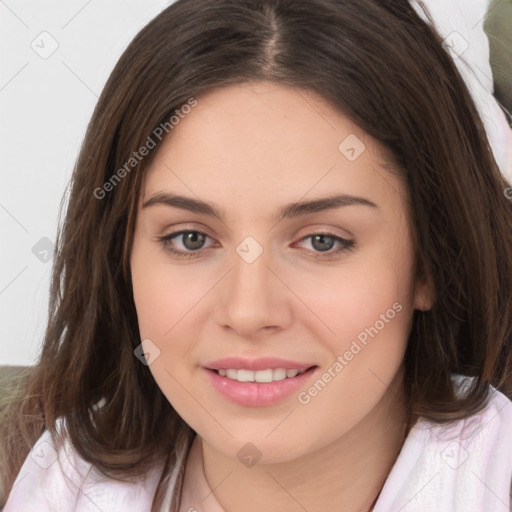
top-left (157, 230), bottom-right (216, 259)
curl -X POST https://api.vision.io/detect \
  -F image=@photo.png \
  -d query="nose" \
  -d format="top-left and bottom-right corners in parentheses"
top-left (216, 242), bottom-right (293, 338)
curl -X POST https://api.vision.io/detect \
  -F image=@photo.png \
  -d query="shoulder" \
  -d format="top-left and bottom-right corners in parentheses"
top-left (3, 418), bottom-right (163, 512)
top-left (375, 375), bottom-right (512, 511)
top-left (413, 374), bottom-right (512, 475)
top-left (444, 373), bottom-right (512, 441)
top-left (417, 376), bottom-right (512, 507)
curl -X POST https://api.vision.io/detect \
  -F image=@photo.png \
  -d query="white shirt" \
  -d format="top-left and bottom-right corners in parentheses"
top-left (4, 375), bottom-right (512, 511)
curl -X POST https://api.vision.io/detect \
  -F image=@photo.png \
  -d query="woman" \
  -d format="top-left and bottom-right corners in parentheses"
top-left (2, 0), bottom-right (512, 511)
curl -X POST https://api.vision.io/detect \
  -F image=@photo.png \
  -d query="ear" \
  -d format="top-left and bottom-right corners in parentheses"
top-left (413, 274), bottom-right (435, 311)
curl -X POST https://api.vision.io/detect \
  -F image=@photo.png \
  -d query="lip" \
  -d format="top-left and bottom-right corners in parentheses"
top-left (204, 357), bottom-right (314, 371)
top-left (203, 362), bottom-right (318, 407)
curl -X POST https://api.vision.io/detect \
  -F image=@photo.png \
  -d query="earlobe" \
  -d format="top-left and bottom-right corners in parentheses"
top-left (413, 278), bottom-right (435, 312)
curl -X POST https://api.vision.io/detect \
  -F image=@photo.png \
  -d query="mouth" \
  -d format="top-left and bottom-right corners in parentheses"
top-left (203, 360), bottom-right (318, 407)
top-left (210, 367), bottom-right (313, 383)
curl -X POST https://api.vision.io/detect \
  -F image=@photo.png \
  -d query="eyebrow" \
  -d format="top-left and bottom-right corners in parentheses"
top-left (142, 192), bottom-right (378, 222)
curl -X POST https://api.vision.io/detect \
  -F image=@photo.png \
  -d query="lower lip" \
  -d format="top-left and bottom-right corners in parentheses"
top-left (203, 367), bottom-right (317, 407)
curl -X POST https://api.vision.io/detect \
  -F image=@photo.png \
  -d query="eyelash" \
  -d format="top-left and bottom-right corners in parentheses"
top-left (157, 230), bottom-right (355, 260)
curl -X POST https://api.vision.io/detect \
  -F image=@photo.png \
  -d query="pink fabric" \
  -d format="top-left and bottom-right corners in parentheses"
top-left (4, 379), bottom-right (512, 511)
top-left (503, 115), bottom-right (512, 182)
top-left (374, 383), bottom-right (512, 511)
top-left (3, 421), bottom-right (162, 511)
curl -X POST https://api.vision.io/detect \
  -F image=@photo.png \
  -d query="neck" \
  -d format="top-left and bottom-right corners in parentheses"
top-left (201, 368), bottom-right (410, 512)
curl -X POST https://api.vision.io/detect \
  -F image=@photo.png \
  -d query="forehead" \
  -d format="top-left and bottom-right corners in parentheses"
top-left (142, 81), bottom-right (407, 215)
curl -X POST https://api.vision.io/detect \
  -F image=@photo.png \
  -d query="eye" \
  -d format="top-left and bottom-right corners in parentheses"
top-left (294, 233), bottom-right (355, 258)
top-left (157, 230), bottom-right (215, 259)
top-left (157, 230), bottom-right (355, 259)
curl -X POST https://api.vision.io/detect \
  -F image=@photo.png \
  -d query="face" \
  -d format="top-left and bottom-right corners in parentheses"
top-left (130, 81), bottom-right (433, 463)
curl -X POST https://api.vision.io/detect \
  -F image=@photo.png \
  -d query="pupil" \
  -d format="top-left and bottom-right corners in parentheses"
top-left (184, 231), bottom-right (204, 250)
top-left (312, 234), bottom-right (334, 252)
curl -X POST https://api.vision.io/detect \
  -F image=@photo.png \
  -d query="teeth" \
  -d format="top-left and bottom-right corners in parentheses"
top-left (238, 369), bottom-right (255, 382)
top-left (254, 369), bottom-right (273, 383)
top-left (226, 369), bottom-right (238, 379)
top-left (216, 368), bottom-right (307, 383)
top-left (273, 368), bottom-right (287, 381)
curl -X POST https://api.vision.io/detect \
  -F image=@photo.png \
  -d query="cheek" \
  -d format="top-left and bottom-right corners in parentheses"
top-left (131, 245), bottom-right (202, 408)
top-left (285, 230), bottom-right (416, 356)
top-left (130, 241), bottom-right (217, 396)
top-left (131, 242), bottom-right (206, 340)
top-left (289, 245), bottom-right (415, 440)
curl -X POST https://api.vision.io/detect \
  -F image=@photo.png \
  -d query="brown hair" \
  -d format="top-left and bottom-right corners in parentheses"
top-left (2, 0), bottom-right (512, 510)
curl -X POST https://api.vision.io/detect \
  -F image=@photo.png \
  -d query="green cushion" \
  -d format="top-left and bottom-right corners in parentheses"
top-left (0, 366), bottom-right (28, 386)
top-left (484, 0), bottom-right (512, 125)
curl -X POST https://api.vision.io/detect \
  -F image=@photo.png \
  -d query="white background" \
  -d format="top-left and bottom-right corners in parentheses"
top-left (1, 0), bottom-right (170, 366)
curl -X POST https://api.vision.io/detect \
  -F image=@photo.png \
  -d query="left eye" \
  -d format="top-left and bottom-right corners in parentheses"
top-left (157, 230), bottom-right (355, 259)
top-left (295, 233), bottom-right (355, 255)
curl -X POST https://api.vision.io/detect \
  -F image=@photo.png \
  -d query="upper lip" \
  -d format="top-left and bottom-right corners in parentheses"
top-left (204, 357), bottom-right (315, 371)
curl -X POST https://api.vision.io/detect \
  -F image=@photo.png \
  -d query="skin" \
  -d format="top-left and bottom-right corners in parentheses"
top-left (130, 81), bottom-right (434, 512)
